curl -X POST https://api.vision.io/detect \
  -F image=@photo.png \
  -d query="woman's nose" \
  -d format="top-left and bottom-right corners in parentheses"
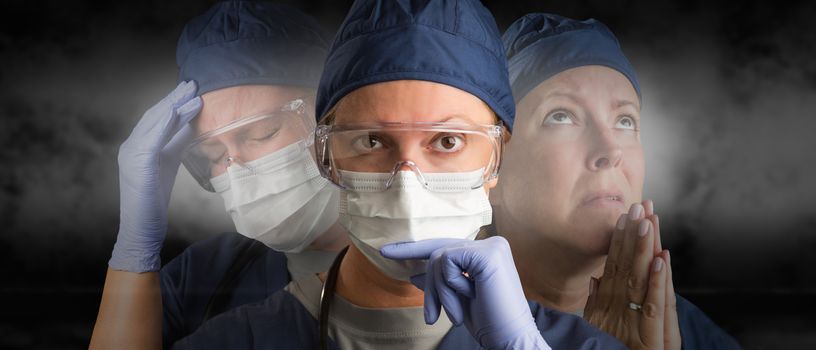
top-left (223, 144), bottom-right (249, 168)
top-left (395, 144), bottom-right (425, 171)
top-left (225, 155), bottom-right (241, 167)
top-left (586, 130), bottom-right (623, 171)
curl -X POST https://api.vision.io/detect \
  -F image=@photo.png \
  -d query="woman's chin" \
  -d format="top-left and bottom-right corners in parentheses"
top-left (567, 219), bottom-right (619, 257)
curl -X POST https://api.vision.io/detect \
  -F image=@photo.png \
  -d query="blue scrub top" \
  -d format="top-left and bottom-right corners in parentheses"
top-left (676, 294), bottom-right (742, 349)
top-left (160, 233), bottom-right (291, 348)
top-left (160, 234), bottom-right (741, 349)
top-left (171, 289), bottom-right (627, 349)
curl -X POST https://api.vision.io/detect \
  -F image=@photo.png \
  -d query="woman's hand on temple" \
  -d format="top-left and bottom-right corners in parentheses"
top-left (109, 81), bottom-right (202, 272)
top-left (583, 201), bottom-right (681, 350)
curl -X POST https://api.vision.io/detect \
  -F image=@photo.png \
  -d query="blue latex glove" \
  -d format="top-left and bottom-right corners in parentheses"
top-left (381, 236), bottom-right (551, 350)
top-left (108, 81), bottom-right (202, 272)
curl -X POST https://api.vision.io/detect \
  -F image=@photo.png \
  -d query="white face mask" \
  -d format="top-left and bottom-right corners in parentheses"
top-left (338, 168), bottom-right (493, 281)
top-left (211, 140), bottom-right (339, 253)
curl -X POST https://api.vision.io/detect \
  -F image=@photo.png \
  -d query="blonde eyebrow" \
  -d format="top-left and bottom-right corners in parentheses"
top-left (543, 91), bottom-right (582, 104)
top-left (613, 99), bottom-right (640, 110)
top-left (438, 114), bottom-right (472, 123)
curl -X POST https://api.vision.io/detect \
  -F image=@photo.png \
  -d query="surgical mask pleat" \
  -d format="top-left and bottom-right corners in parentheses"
top-left (214, 139), bottom-right (338, 253)
top-left (336, 167), bottom-right (492, 281)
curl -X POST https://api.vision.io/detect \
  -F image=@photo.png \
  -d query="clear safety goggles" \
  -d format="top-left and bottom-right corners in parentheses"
top-left (182, 97), bottom-right (316, 192)
top-left (314, 121), bottom-right (504, 191)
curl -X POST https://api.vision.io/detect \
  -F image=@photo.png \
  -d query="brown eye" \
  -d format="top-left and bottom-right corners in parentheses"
top-left (432, 134), bottom-right (465, 153)
top-left (351, 134), bottom-right (384, 152)
top-left (441, 136), bottom-right (456, 149)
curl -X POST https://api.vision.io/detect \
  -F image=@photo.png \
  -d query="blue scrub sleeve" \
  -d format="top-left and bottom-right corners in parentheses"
top-left (676, 294), bottom-right (742, 350)
top-left (528, 301), bottom-right (627, 349)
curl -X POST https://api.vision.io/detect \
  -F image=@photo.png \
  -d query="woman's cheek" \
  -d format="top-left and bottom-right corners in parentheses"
top-left (623, 147), bottom-right (646, 199)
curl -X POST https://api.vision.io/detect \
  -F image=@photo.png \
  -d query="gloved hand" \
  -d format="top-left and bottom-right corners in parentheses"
top-left (108, 81), bottom-right (202, 272)
top-left (381, 236), bottom-right (551, 350)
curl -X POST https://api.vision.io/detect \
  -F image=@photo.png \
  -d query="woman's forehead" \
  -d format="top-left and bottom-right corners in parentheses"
top-left (524, 66), bottom-right (639, 109)
top-left (334, 80), bottom-right (495, 125)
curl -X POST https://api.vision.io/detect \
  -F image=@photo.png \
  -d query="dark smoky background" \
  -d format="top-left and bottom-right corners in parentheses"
top-left (1, 0), bottom-right (814, 348)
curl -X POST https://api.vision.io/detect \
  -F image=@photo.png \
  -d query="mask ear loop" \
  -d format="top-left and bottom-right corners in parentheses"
top-left (384, 160), bottom-right (430, 190)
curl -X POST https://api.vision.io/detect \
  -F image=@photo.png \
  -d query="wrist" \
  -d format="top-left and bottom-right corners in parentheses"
top-left (479, 310), bottom-right (542, 349)
top-left (108, 226), bottom-right (165, 272)
top-left (485, 321), bottom-right (549, 350)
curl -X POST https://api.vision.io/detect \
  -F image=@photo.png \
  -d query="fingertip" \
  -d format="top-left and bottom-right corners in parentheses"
top-left (423, 286), bottom-right (441, 325)
top-left (379, 241), bottom-right (413, 259)
top-left (179, 79), bottom-right (197, 91)
top-left (629, 203), bottom-right (644, 220)
top-left (653, 257), bottom-right (664, 272)
top-left (644, 200), bottom-right (654, 216)
top-left (177, 96), bottom-right (202, 121)
top-left (486, 235), bottom-right (510, 246)
top-left (638, 219), bottom-right (651, 237)
top-left (444, 307), bottom-right (463, 327)
top-left (424, 307), bottom-right (438, 325)
top-left (616, 214), bottom-right (627, 230)
top-left (381, 239), bottom-right (462, 260)
top-left (378, 244), bottom-right (396, 258)
top-left (175, 80), bottom-right (198, 101)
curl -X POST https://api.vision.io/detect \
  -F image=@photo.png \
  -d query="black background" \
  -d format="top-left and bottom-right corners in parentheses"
top-left (1, 0), bottom-right (815, 348)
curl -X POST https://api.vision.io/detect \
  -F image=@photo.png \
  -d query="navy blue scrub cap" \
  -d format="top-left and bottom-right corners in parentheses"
top-left (503, 13), bottom-right (641, 104)
top-left (316, 0), bottom-right (516, 130)
top-left (177, 1), bottom-right (329, 95)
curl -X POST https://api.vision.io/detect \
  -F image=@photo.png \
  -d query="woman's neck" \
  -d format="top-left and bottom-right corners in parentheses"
top-left (334, 244), bottom-right (425, 308)
top-left (307, 221), bottom-right (351, 252)
top-left (514, 237), bottom-right (605, 312)
top-left (496, 208), bottom-right (605, 313)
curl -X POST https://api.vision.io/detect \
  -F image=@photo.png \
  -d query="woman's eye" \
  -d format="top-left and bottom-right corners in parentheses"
top-left (254, 131), bottom-right (276, 141)
top-left (543, 110), bottom-right (575, 125)
top-left (431, 134), bottom-right (465, 153)
top-left (615, 115), bottom-right (637, 130)
top-left (351, 134), bottom-right (385, 152)
top-left (247, 126), bottom-right (281, 142)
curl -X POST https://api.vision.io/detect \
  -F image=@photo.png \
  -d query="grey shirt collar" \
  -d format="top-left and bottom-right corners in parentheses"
top-left (286, 274), bottom-right (452, 348)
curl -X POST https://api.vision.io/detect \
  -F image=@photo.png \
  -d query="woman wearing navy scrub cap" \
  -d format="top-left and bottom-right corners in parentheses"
top-left (495, 13), bottom-right (741, 349)
top-left (90, 2), bottom-right (350, 349)
top-left (172, 1), bottom-right (627, 349)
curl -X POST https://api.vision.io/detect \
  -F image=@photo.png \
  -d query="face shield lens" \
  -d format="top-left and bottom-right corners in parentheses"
top-left (315, 123), bottom-right (502, 191)
top-left (183, 99), bottom-right (316, 191)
